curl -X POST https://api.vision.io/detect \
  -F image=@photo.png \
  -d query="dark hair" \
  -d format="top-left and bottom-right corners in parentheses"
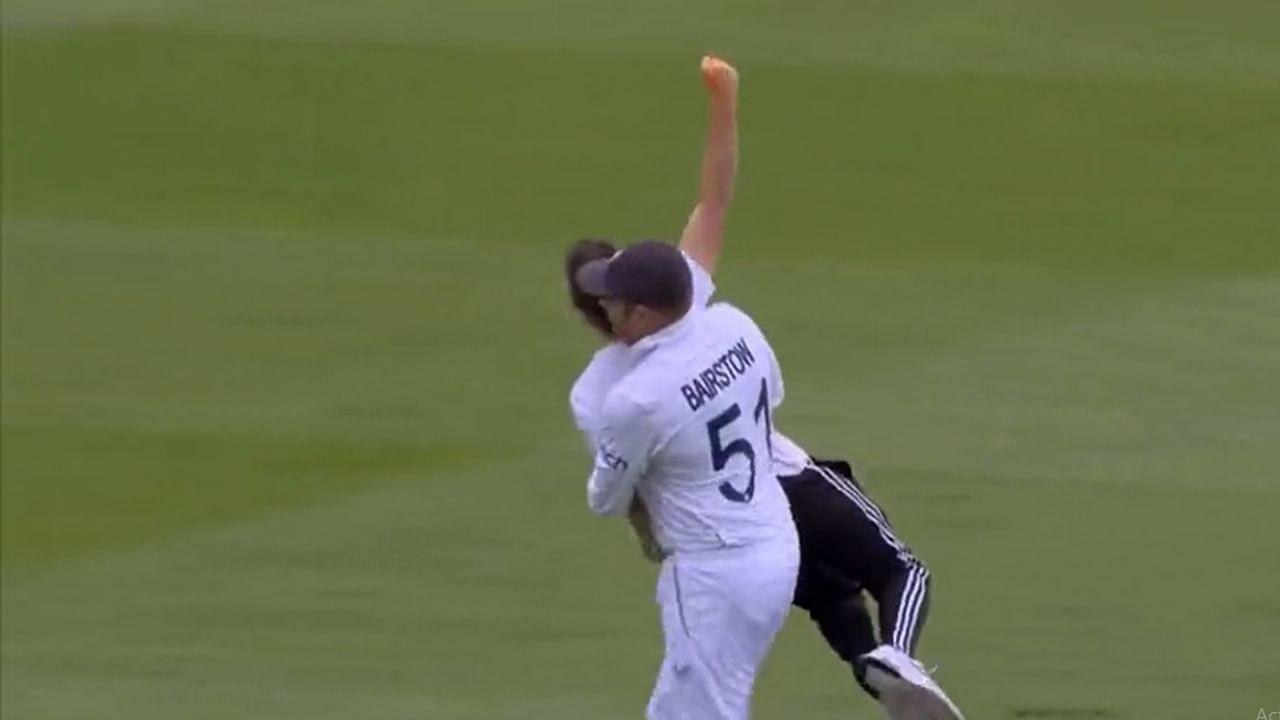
top-left (565, 238), bottom-right (617, 337)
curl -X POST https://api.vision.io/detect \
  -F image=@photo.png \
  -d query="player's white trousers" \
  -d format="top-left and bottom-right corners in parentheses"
top-left (646, 532), bottom-right (800, 720)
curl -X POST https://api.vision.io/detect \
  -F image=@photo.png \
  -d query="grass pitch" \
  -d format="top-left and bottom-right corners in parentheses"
top-left (3, 1), bottom-right (1279, 718)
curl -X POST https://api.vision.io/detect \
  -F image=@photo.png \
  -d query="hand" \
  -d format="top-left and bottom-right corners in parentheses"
top-left (700, 54), bottom-right (738, 102)
top-left (635, 532), bottom-right (666, 564)
top-left (628, 496), bottom-right (666, 564)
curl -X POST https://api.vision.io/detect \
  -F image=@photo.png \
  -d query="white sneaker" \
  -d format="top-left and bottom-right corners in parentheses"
top-left (855, 645), bottom-right (964, 720)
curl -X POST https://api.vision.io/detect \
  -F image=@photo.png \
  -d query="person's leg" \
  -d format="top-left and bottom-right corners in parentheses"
top-left (795, 564), bottom-right (879, 664)
top-left (804, 460), bottom-right (926, 649)
top-left (714, 537), bottom-right (800, 719)
top-left (801, 461), bottom-right (962, 718)
top-left (648, 540), bottom-right (798, 720)
top-left (646, 560), bottom-right (687, 719)
top-left (787, 463), bottom-right (912, 653)
top-left (874, 558), bottom-right (932, 655)
top-left (647, 559), bottom-right (731, 720)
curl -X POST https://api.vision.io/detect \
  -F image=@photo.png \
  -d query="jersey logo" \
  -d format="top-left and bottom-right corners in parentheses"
top-left (597, 439), bottom-right (630, 472)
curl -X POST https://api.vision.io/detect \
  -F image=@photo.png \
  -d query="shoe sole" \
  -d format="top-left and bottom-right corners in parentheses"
top-left (857, 657), bottom-right (965, 720)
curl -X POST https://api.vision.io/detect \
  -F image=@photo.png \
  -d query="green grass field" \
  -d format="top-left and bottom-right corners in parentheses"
top-left (3, 1), bottom-right (1279, 718)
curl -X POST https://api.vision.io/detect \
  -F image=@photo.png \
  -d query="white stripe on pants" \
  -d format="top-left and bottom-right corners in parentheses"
top-left (646, 534), bottom-right (800, 720)
top-left (891, 561), bottom-right (930, 652)
top-left (809, 462), bottom-right (930, 653)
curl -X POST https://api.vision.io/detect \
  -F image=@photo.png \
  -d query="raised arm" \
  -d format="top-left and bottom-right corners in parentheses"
top-left (678, 55), bottom-right (739, 277)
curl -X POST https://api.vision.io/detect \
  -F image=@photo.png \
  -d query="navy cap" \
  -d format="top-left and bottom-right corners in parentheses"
top-left (574, 241), bottom-right (692, 312)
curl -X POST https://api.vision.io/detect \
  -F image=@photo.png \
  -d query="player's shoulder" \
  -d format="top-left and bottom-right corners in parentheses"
top-left (701, 298), bottom-right (747, 317)
top-left (569, 344), bottom-right (630, 421)
top-left (599, 379), bottom-right (654, 427)
top-left (572, 343), bottom-right (625, 388)
top-left (700, 300), bottom-right (754, 323)
top-left (604, 341), bottom-right (681, 413)
top-left (698, 302), bottom-right (768, 340)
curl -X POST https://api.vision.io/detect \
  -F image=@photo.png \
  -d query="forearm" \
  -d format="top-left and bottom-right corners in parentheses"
top-left (699, 91), bottom-right (738, 210)
top-left (679, 55), bottom-right (739, 275)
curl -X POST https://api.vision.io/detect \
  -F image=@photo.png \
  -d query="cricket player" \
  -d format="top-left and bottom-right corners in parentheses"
top-left (574, 238), bottom-right (800, 720)
top-left (567, 56), bottom-right (963, 720)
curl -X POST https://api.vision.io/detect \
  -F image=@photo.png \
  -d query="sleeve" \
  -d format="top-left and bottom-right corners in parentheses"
top-left (569, 382), bottom-right (602, 453)
top-left (570, 346), bottom-right (633, 454)
top-left (682, 251), bottom-right (716, 309)
top-left (585, 391), bottom-right (655, 517)
top-left (569, 353), bottom-right (609, 453)
top-left (576, 423), bottom-right (599, 456)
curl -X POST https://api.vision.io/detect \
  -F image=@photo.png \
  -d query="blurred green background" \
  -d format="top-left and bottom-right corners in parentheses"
top-left (3, 1), bottom-right (1279, 718)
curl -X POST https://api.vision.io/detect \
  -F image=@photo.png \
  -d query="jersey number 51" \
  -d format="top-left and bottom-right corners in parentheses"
top-left (706, 379), bottom-right (773, 504)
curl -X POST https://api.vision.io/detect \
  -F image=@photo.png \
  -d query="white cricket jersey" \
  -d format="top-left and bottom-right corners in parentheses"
top-left (585, 302), bottom-right (796, 552)
top-left (570, 253), bottom-right (810, 475)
